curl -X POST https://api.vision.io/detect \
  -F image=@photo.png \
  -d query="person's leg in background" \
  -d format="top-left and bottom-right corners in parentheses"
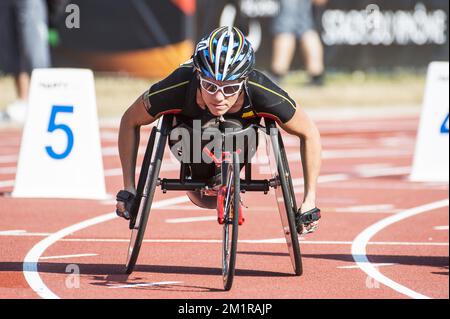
top-left (271, 0), bottom-right (326, 86)
top-left (271, 33), bottom-right (297, 83)
top-left (14, 72), bottom-right (30, 101)
top-left (0, 0), bottom-right (19, 121)
top-left (270, 0), bottom-right (300, 83)
top-left (299, 29), bottom-right (325, 86)
top-left (6, 0), bottom-right (50, 123)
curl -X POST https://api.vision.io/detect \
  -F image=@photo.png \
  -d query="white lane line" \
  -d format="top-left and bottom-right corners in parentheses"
top-left (319, 182), bottom-right (449, 191)
top-left (151, 196), bottom-right (190, 208)
top-left (0, 164), bottom-right (180, 189)
top-left (293, 166), bottom-right (412, 193)
top-left (0, 230), bottom-right (26, 235)
top-left (0, 167), bottom-right (16, 174)
top-left (293, 174), bottom-right (349, 187)
top-left (100, 201), bottom-right (204, 210)
top-left (357, 166), bottom-right (412, 178)
top-left (0, 145), bottom-right (410, 165)
top-left (0, 138), bottom-right (21, 147)
top-left (316, 174), bottom-right (350, 184)
top-left (0, 180), bottom-right (14, 188)
top-left (56, 238), bottom-right (449, 246)
top-left (334, 204), bottom-right (398, 214)
top-left (433, 226), bottom-right (449, 231)
top-left (23, 195), bottom-right (191, 299)
top-left (4, 230), bottom-right (447, 246)
top-left (23, 213), bottom-right (117, 299)
top-left (0, 155), bottom-right (18, 164)
top-left (165, 216), bottom-right (217, 223)
top-left (104, 163), bottom-right (180, 177)
top-left (318, 123), bottom-right (417, 133)
top-left (39, 253), bottom-right (98, 260)
top-left (100, 132), bottom-right (118, 141)
top-left (354, 164), bottom-right (392, 171)
top-left (0, 146), bottom-right (172, 164)
top-left (293, 174), bottom-right (350, 193)
top-left (0, 230), bottom-right (52, 236)
top-left (6, 229), bottom-right (447, 245)
top-left (108, 281), bottom-right (182, 289)
top-left (282, 136), bottom-right (410, 148)
top-left (101, 146), bottom-right (144, 156)
top-left (103, 168), bottom-right (133, 177)
top-left (288, 149), bottom-right (411, 161)
top-left (351, 199), bottom-right (449, 299)
top-left (337, 263), bottom-right (396, 269)
top-left (154, 205), bottom-right (207, 211)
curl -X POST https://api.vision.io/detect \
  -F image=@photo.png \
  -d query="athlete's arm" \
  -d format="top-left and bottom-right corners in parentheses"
top-left (117, 66), bottom-right (192, 205)
top-left (118, 94), bottom-right (156, 194)
top-left (278, 107), bottom-right (322, 213)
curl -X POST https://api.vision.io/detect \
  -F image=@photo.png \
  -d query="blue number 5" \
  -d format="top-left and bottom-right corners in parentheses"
top-left (46, 105), bottom-right (74, 159)
top-left (441, 113), bottom-right (449, 134)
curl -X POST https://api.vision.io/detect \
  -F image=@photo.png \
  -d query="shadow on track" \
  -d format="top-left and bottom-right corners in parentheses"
top-left (5, 261), bottom-right (292, 293)
top-left (90, 274), bottom-right (224, 292)
top-left (5, 262), bottom-right (292, 277)
top-left (5, 253), bottom-right (447, 276)
top-left (5, 252), bottom-right (447, 276)
top-left (432, 266), bottom-right (449, 276)
top-left (237, 251), bottom-right (449, 269)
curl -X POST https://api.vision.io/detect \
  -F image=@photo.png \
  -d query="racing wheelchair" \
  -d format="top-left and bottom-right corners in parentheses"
top-left (124, 114), bottom-right (308, 291)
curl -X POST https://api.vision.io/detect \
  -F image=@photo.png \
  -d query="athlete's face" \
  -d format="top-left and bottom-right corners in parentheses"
top-left (199, 75), bottom-right (244, 116)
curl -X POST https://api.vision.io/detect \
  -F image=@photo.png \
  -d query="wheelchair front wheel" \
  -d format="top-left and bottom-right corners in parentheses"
top-left (221, 152), bottom-right (240, 291)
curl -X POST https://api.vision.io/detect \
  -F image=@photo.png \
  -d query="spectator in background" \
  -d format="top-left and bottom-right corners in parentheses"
top-left (0, 0), bottom-right (51, 123)
top-left (270, 0), bottom-right (327, 86)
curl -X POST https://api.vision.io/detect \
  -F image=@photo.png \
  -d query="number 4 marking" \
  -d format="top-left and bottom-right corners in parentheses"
top-left (46, 105), bottom-right (74, 160)
top-left (441, 113), bottom-right (449, 134)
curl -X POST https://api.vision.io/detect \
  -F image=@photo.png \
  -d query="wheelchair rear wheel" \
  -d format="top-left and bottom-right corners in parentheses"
top-left (266, 121), bottom-right (303, 276)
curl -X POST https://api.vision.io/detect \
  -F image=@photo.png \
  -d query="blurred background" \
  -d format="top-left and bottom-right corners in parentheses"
top-left (0, 0), bottom-right (448, 120)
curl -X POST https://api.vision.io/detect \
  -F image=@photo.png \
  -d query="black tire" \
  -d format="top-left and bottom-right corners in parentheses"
top-left (125, 117), bottom-right (170, 274)
top-left (130, 127), bottom-right (157, 230)
top-left (267, 121), bottom-right (303, 276)
top-left (277, 130), bottom-right (302, 275)
top-left (222, 152), bottom-right (240, 291)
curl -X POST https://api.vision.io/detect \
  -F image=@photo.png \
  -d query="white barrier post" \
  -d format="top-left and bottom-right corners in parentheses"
top-left (410, 62), bottom-right (449, 182)
top-left (12, 68), bottom-right (108, 199)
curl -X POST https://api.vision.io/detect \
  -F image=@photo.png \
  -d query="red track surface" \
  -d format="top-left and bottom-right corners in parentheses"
top-left (0, 115), bottom-right (448, 299)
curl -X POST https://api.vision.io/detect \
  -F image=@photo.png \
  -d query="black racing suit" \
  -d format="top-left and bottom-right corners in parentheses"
top-left (142, 64), bottom-right (298, 208)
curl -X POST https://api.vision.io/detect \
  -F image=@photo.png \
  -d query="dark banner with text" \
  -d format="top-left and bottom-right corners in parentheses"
top-left (196, 0), bottom-right (449, 71)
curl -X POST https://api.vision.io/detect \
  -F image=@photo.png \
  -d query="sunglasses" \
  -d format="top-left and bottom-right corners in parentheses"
top-left (199, 76), bottom-right (244, 97)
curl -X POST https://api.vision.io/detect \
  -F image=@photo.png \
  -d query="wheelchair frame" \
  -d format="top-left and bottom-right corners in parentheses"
top-left (124, 114), bottom-right (303, 290)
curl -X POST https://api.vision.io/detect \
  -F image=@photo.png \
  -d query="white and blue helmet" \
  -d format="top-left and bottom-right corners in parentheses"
top-left (193, 26), bottom-right (255, 81)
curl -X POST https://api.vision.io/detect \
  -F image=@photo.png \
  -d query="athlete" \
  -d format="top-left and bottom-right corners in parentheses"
top-left (115, 26), bottom-right (322, 235)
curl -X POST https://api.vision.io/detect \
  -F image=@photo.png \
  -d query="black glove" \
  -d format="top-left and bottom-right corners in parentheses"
top-left (116, 190), bottom-right (135, 220)
top-left (295, 207), bottom-right (321, 234)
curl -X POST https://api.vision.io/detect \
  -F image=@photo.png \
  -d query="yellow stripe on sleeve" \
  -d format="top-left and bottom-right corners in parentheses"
top-left (149, 81), bottom-right (190, 97)
top-left (248, 81), bottom-right (297, 111)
